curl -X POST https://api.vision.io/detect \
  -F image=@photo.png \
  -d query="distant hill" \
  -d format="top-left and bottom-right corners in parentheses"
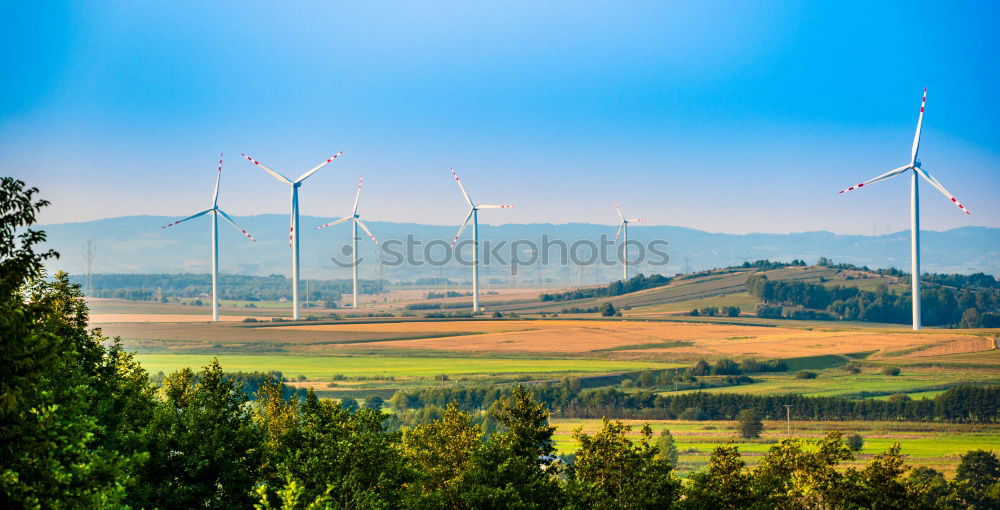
top-left (37, 214), bottom-right (1000, 281)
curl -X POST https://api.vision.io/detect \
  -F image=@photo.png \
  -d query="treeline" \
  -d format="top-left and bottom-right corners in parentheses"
top-left (389, 379), bottom-right (1000, 423)
top-left (69, 272), bottom-right (386, 301)
top-left (746, 273), bottom-right (1000, 327)
top-left (540, 273), bottom-right (671, 302)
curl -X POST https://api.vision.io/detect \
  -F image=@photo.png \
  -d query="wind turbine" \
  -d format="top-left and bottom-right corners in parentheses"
top-left (317, 177), bottom-right (379, 309)
top-left (613, 203), bottom-right (645, 281)
top-left (242, 151), bottom-right (343, 320)
top-left (162, 154), bottom-right (256, 322)
top-left (449, 168), bottom-right (514, 313)
top-left (837, 88), bottom-right (971, 330)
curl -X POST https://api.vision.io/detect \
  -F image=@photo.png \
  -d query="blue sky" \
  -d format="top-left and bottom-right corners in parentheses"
top-left (2, 1), bottom-right (998, 234)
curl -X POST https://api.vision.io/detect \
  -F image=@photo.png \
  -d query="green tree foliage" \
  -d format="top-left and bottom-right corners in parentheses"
top-left (540, 273), bottom-right (671, 302)
top-left (564, 419), bottom-right (681, 509)
top-left (0, 179), bottom-right (155, 509)
top-left (133, 360), bottom-right (262, 509)
top-left (654, 429), bottom-right (679, 468)
top-left (599, 302), bottom-right (616, 317)
top-left (846, 433), bottom-right (864, 451)
top-left (737, 409), bottom-right (764, 439)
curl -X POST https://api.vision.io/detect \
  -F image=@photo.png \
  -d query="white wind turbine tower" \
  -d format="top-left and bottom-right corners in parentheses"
top-left (613, 203), bottom-right (645, 281)
top-left (317, 177), bottom-right (380, 309)
top-left (162, 154), bottom-right (256, 322)
top-left (242, 151), bottom-right (343, 320)
top-left (838, 88), bottom-right (971, 330)
top-left (449, 168), bottom-right (514, 313)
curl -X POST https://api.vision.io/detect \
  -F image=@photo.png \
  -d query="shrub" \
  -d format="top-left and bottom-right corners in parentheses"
top-left (795, 370), bottom-right (818, 379)
top-left (882, 366), bottom-right (901, 376)
top-left (846, 434), bottom-right (864, 451)
top-left (755, 303), bottom-right (784, 318)
top-left (737, 409), bottom-right (764, 439)
top-left (725, 306), bottom-right (741, 317)
top-left (713, 358), bottom-right (741, 375)
top-left (690, 360), bottom-right (711, 376)
top-left (844, 361), bottom-right (862, 374)
top-left (434, 374), bottom-right (449, 382)
top-left (242, 317), bottom-right (258, 323)
top-left (599, 302), bottom-right (616, 317)
top-left (689, 308), bottom-right (700, 317)
top-left (699, 306), bottom-right (719, 317)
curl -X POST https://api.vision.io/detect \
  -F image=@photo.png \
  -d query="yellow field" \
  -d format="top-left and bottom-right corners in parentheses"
top-left (274, 320), bottom-right (988, 359)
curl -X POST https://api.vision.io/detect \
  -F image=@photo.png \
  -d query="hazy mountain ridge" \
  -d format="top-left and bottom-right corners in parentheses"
top-left (38, 215), bottom-right (1000, 281)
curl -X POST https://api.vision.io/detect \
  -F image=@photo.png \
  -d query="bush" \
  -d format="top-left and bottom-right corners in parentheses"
top-left (755, 303), bottom-right (784, 318)
top-left (737, 409), bottom-right (764, 439)
top-left (844, 361), bottom-right (862, 374)
top-left (689, 308), bottom-right (700, 317)
top-left (699, 306), bottom-right (719, 317)
top-left (795, 370), bottom-right (818, 379)
top-left (690, 360), bottom-right (711, 376)
top-left (364, 396), bottom-right (384, 410)
top-left (434, 374), bottom-right (449, 382)
top-left (882, 366), bottom-right (901, 376)
top-left (242, 317), bottom-right (258, 323)
top-left (846, 434), bottom-right (864, 451)
top-left (725, 306), bottom-right (741, 317)
top-left (599, 302), bottom-right (616, 317)
top-left (713, 358), bottom-right (741, 375)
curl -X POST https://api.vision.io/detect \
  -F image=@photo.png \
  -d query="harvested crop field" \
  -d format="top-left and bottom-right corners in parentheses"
top-left (275, 320), bottom-right (987, 359)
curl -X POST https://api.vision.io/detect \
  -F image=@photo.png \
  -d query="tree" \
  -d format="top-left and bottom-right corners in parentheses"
top-left (960, 308), bottom-right (982, 328)
top-left (599, 302), bottom-right (616, 317)
top-left (737, 409), bottom-right (764, 439)
top-left (956, 449), bottom-right (1000, 495)
top-left (364, 395), bottom-right (384, 410)
top-left (725, 306), bottom-right (741, 317)
top-left (846, 434), bottom-right (864, 451)
top-left (1, 179), bottom-right (154, 508)
top-left (401, 403), bottom-right (482, 508)
top-left (463, 386), bottom-right (562, 508)
top-left (682, 444), bottom-right (754, 509)
top-left (690, 359), bottom-right (711, 376)
top-left (655, 429), bottom-right (679, 468)
top-left (564, 419), bottom-right (681, 509)
top-left (134, 360), bottom-right (262, 509)
top-left (883, 366), bottom-right (902, 376)
top-left (713, 358), bottom-right (741, 375)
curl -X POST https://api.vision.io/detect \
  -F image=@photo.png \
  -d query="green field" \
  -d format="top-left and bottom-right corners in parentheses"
top-left (135, 353), bottom-right (685, 379)
top-left (550, 418), bottom-right (1000, 476)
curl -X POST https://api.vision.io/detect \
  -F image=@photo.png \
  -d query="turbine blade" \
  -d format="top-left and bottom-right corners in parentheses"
top-left (476, 204), bottom-right (514, 209)
top-left (451, 168), bottom-right (474, 207)
top-left (354, 217), bottom-right (379, 246)
top-left (317, 216), bottom-right (353, 229)
top-left (352, 176), bottom-right (363, 215)
top-left (613, 222), bottom-right (625, 243)
top-left (613, 202), bottom-right (625, 222)
top-left (296, 152), bottom-right (343, 183)
top-left (241, 153), bottom-right (292, 184)
top-left (217, 208), bottom-right (256, 242)
top-left (837, 164), bottom-right (910, 193)
top-left (915, 166), bottom-right (972, 215)
top-left (911, 87), bottom-right (927, 164)
top-left (212, 153), bottom-right (223, 206)
top-left (162, 209), bottom-right (211, 229)
top-left (627, 218), bottom-right (646, 223)
top-left (451, 209), bottom-right (475, 247)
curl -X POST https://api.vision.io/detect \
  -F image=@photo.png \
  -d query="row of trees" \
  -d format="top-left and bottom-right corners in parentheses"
top-left (539, 273), bottom-right (671, 302)
top-left (67, 272), bottom-right (386, 301)
top-left (389, 378), bottom-right (1000, 423)
top-left (746, 273), bottom-right (1000, 327)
